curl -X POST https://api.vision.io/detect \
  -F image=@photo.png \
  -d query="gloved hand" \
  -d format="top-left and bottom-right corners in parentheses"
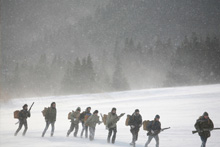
top-left (151, 130), bottom-right (155, 134)
top-left (131, 125), bottom-right (135, 129)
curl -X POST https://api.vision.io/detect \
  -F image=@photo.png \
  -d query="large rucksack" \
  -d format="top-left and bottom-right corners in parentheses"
top-left (84, 114), bottom-right (90, 122)
top-left (42, 107), bottom-right (49, 117)
top-left (102, 114), bottom-right (108, 125)
top-left (68, 112), bottom-right (73, 119)
top-left (143, 120), bottom-right (150, 131)
top-left (125, 115), bottom-right (131, 126)
top-left (14, 110), bottom-right (20, 119)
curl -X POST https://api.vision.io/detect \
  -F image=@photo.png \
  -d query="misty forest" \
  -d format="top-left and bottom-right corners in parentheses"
top-left (1, 0), bottom-right (220, 99)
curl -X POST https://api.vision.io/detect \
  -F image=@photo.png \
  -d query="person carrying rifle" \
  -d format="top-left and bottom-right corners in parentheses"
top-left (106, 107), bottom-right (125, 144)
top-left (145, 115), bottom-right (161, 147)
top-left (14, 104), bottom-right (31, 136)
top-left (194, 112), bottom-right (214, 147)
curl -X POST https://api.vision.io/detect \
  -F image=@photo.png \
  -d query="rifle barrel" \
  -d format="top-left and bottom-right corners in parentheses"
top-left (192, 128), bottom-right (220, 134)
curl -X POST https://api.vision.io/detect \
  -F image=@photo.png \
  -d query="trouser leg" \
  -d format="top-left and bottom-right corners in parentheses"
top-left (155, 135), bottom-right (159, 147)
top-left (22, 121), bottom-right (28, 136)
top-left (131, 128), bottom-right (139, 144)
top-left (112, 127), bottom-right (117, 144)
top-left (81, 123), bottom-right (85, 137)
top-left (51, 121), bottom-right (55, 136)
top-left (15, 121), bottom-right (23, 136)
top-left (107, 128), bottom-right (113, 143)
top-left (74, 124), bottom-right (79, 137)
top-left (67, 123), bottom-right (75, 136)
top-left (89, 127), bottom-right (95, 141)
top-left (145, 135), bottom-right (153, 147)
top-left (85, 126), bottom-right (89, 138)
top-left (42, 121), bottom-right (50, 137)
top-left (200, 136), bottom-right (207, 147)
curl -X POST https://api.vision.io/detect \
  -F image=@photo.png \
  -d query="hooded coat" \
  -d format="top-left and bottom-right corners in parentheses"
top-left (194, 116), bottom-right (214, 138)
top-left (45, 103), bottom-right (56, 122)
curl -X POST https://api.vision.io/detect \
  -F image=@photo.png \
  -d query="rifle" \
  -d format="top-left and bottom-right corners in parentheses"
top-left (192, 128), bottom-right (220, 134)
top-left (119, 113), bottom-right (125, 118)
top-left (28, 102), bottom-right (35, 112)
top-left (161, 127), bottom-right (171, 131)
top-left (15, 102), bottom-right (34, 125)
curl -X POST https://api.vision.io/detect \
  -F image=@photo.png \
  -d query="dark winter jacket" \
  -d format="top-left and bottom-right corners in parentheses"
top-left (80, 109), bottom-right (92, 123)
top-left (45, 107), bottom-right (57, 122)
top-left (194, 116), bottom-right (214, 138)
top-left (129, 113), bottom-right (142, 130)
top-left (147, 120), bottom-right (161, 136)
top-left (19, 109), bottom-right (30, 122)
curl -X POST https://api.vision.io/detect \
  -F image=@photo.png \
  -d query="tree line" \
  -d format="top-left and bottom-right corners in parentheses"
top-left (1, 33), bottom-right (220, 99)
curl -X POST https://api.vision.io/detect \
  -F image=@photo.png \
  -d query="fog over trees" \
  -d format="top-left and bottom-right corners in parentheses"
top-left (1, 0), bottom-right (220, 99)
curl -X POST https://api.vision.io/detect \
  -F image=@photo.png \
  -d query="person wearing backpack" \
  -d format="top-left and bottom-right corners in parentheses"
top-left (42, 102), bottom-right (57, 137)
top-left (129, 109), bottom-right (142, 147)
top-left (194, 112), bottom-right (214, 147)
top-left (67, 107), bottom-right (81, 137)
top-left (85, 110), bottom-right (102, 141)
top-left (145, 115), bottom-right (161, 147)
top-left (14, 104), bottom-right (30, 136)
top-left (80, 107), bottom-right (92, 138)
top-left (106, 107), bottom-right (125, 144)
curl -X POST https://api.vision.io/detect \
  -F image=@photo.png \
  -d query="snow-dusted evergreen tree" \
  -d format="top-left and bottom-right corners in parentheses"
top-left (112, 59), bottom-right (129, 91)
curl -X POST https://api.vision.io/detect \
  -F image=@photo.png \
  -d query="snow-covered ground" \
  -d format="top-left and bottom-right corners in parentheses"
top-left (0, 84), bottom-right (220, 147)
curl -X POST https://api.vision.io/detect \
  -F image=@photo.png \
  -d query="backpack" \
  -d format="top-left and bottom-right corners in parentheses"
top-left (68, 112), bottom-right (72, 120)
top-left (42, 107), bottom-right (49, 117)
top-left (125, 115), bottom-right (131, 126)
top-left (14, 110), bottom-right (20, 119)
top-left (143, 120), bottom-right (150, 131)
top-left (102, 114), bottom-right (108, 125)
top-left (84, 114), bottom-right (90, 122)
top-left (79, 112), bottom-right (85, 121)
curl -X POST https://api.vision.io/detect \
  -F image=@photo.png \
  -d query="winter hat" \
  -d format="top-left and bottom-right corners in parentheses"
top-left (155, 114), bottom-right (160, 119)
top-left (51, 102), bottom-right (56, 107)
top-left (76, 107), bottom-right (81, 111)
top-left (112, 107), bottom-right (117, 112)
top-left (93, 110), bottom-right (98, 114)
top-left (86, 107), bottom-right (91, 111)
top-left (23, 104), bottom-right (28, 109)
top-left (135, 109), bottom-right (140, 113)
top-left (203, 112), bottom-right (209, 117)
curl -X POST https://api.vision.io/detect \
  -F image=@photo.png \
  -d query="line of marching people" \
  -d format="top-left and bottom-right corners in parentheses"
top-left (14, 102), bottom-right (215, 147)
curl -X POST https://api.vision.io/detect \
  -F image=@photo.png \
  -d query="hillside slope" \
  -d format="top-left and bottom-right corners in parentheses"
top-left (0, 84), bottom-right (220, 147)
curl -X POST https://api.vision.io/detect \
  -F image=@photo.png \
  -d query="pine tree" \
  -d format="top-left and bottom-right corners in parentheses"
top-left (112, 59), bottom-right (129, 91)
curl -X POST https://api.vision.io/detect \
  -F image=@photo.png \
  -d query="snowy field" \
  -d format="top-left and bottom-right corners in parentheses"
top-left (0, 84), bottom-right (220, 147)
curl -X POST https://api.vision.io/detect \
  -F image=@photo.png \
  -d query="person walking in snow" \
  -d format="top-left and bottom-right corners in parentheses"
top-left (42, 102), bottom-right (57, 137)
top-left (145, 115), bottom-right (161, 147)
top-left (194, 112), bottom-right (214, 147)
top-left (129, 109), bottom-right (142, 147)
top-left (67, 107), bottom-right (81, 137)
top-left (14, 104), bottom-right (31, 136)
top-left (80, 107), bottom-right (92, 138)
top-left (85, 110), bottom-right (102, 141)
top-left (106, 107), bottom-right (125, 144)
